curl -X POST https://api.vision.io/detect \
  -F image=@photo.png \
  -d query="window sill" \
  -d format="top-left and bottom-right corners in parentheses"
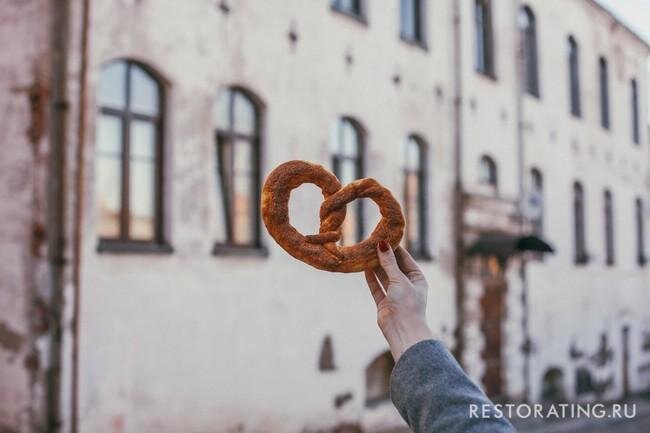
top-left (330, 6), bottom-right (367, 26)
top-left (97, 238), bottom-right (174, 254)
top-left (212, 242), bottom-right (269, 257)
top-left (476, 68), bottom-right (497, 81)
top-left (399, 34), bottom-right (428, 51)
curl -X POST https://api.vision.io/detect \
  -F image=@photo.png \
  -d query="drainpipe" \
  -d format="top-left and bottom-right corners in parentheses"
top-left (513, 0), bottom-right (531, 402)
top-left (47, 0), bottom-right (71, 432)
top-left (71, 0), bottom-right (91, 431)
top-left (451, 0), bottom-right (466, 364)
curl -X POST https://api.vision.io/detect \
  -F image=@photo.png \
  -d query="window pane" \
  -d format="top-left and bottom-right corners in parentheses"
top-left (130, 65), bottom-right (159, 116)
top-left (99, 61), bottom-right (127, 110)
top-left (406, 172), bottom-right (421, 250)
top-left (341, 121), bottom-right (359, 157)
top-left (130, 120), bottom-right (156, 160)
top-left (129, 120), bottom-right (156, 240)
top-left (95, 115), bottom-right (123, 238)
top-left (233, 91), bottom-right (256, 136)
top-left (232, 140), bottom-right (254, 245)
top-left (401, 0), bottom-right (415, 38)
top-left (405, 138), bottom-right (420, 170)
top-left (338, 158), bottom-right (358, 245)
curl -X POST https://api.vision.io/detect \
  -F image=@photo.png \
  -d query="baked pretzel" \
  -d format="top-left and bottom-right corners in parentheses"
top-left (261, 160), bottom-right (405, 272)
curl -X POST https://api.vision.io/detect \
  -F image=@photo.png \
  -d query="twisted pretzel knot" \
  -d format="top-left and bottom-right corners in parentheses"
top-left (261, 160), bottom-right (405, 273)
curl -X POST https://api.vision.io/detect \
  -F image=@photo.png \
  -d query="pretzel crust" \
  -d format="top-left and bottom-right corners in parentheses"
top-left (261, 160), bottom-right (405, 273)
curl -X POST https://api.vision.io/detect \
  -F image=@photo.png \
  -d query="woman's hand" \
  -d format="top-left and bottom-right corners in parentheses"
top-left (364, 241), bottom-right (434, 361)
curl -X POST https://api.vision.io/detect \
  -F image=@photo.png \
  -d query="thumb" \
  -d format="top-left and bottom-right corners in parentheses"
top-left (377, 240), bottom-right (404, 284)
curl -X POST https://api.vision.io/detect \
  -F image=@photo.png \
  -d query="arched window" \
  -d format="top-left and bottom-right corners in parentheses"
top-left (475, 0), bottom-right (494, 76)
top-left (331, 117), bottom-right (364, 245)
top-left (400, 0), bottom-right (426, 45)
top-left (604, 189), bottom-right (614, 265)
top-left (404, 135), bottom-right (429, 258)
top-left (365, 351), bottom-right (394, 407)
top-left (636, 198), bottom-right (646, 265)
top-left (214, 87), bottom-right (263, 253)
top-left (95, 60), bottom-right (167, 251)
top-left (567, 36), bottom-right (581, 117)
top-left (478, 155), bottom-right (497, 189)
top-left (599, 57), bottom-right (610, 130)
top-left (573, 182), bottom-right (587, 264)
top-left (529, 168), bottom-right (543, 234)
top-left (331, 0), bottom-right (364, 20)
top-left (631, 79), bottom-right (639, 144)
top-left (518, 6), bottom-right (539, 97)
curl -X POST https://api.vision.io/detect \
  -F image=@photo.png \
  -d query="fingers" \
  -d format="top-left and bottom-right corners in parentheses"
top-left (364, 269), bottom-right (386, 306)
top-left (377, 240), bottom-right (405, 284)
top-left (395, 246), bottom-right (427, 283)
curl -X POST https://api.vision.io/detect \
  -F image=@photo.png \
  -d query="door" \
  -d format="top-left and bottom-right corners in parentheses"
top-left (480, 256), bottom-right (506, 399)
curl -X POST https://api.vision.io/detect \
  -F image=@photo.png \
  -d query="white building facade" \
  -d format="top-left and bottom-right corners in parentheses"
top-left (0, 1), bottom-right (649, 433)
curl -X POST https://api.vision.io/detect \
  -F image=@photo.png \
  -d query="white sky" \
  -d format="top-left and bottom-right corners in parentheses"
top-left (595, 0), bottom-right (650, 45)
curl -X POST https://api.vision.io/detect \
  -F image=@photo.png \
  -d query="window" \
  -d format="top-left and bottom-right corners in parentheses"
top-left (604, 189), bottom-right (614, 266)
top-left (518, 6), bottom-right (539, 97)
top-left (478, 155), bottom-right (497, 189)
top-left (567, 36), bottom-right (581, 117)
top-left (475, 0), bottom-right (494, 76)
top-left (529, 168), bottom-right (543, 234)
top-left (400, 0), bottom-right (426, 46)
top-left (331, 0), bottom-right (364, 21)
top-left (573, 182), bottom-right (587, 264)
top-left (599, 57), bottom-right (610, 130)
top-left (403, 135), bottom-right (430, 259)
top-left (214, 87), bottom-right (264, 254)
top-left (365, 351), bottom-right (394, 407)
top-left (95, 60), bottom-right (169, 252)
top-left (636, 198), bottom-right (646, 265)
top-left (331, 117), bottom-right (364, 245)
top-left (631, 79), bottom-right (640, 144)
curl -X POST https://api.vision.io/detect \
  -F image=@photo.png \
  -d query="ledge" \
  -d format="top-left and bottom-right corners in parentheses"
top-left (212, 242), bottom-right (269, 258)
top-left (97, 238), bottom-right (174, 254)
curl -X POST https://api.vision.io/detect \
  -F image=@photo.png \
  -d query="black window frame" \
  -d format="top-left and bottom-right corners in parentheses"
top-left (631, 78), bottom-right (640, 144)
top-left (604, 189), bottom-right (615, 266)
top-left (332, 116), bottom-right (365, 244)
top-left (331, 0), bottom-right (366, 24)
top-left (96, 60), bottom-right (171, 254)
top-left (475, 0), bottom-right (495, 78)
top-left (399, 0), bottom-right (427, 48)
top-left (212, 87), bottom-right (267, 257)
top-left (567, 36), bottom-right (581, 117)
top-left (573, 181), bottom-right (588, 265)
top-left (403, 134), bottom-right (431, 260)
top-left (530, 168), bottom-right (544, 235)
top-left (519, 5), bottom-right (540, 97)
top-left (636, 197), bottom-right (646, 266)
top-left (599, 57), bottom-right (610, 130)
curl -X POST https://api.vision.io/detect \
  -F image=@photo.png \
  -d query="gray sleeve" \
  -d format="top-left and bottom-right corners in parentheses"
top-left (390, 340), bottom-right (516, 433)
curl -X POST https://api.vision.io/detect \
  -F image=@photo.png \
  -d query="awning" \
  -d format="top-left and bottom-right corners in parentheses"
top-left (466, 233), bottom-right (554, 258)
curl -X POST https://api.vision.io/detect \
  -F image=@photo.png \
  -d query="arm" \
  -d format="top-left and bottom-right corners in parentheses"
top-left (364, 243), bottom-right (516, 433)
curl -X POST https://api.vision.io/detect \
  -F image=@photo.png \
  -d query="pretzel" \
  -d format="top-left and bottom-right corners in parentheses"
top-left (261, 160), bottom-right (405, 273)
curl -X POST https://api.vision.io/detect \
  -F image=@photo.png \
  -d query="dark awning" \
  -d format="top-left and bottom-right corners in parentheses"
top-left (466, 233), bottom-right (554, 258)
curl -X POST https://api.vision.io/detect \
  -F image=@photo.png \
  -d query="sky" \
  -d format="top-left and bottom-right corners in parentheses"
top-left (595, 0), bottom-right (650, 45)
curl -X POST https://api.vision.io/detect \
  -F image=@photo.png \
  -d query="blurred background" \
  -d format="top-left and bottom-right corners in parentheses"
top-left (1, 1), bottom-right (650, 433)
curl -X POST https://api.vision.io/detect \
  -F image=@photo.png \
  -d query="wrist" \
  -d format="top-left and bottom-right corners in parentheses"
top-left (381, 315), bottom-right (434, 361)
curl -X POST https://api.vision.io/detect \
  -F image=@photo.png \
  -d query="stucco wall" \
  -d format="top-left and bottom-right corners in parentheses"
top-left (76, 1), bottom-right (455, 432)
top-left (0, 1), bottom-right (51, 432)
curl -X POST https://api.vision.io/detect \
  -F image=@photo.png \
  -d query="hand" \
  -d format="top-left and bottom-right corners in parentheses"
top-left (364, 241), bottom-right (434, 361)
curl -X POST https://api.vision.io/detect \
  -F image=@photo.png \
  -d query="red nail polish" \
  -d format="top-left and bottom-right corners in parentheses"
top-left (378, 240), bottom-right (389, 252)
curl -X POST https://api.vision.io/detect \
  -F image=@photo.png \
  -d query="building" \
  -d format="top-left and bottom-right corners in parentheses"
top-left (0, 1), bottom-right (648, 432)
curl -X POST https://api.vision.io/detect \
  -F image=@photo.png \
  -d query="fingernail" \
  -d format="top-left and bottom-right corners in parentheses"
top-left (378, 240), bottom-right (389, 252)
